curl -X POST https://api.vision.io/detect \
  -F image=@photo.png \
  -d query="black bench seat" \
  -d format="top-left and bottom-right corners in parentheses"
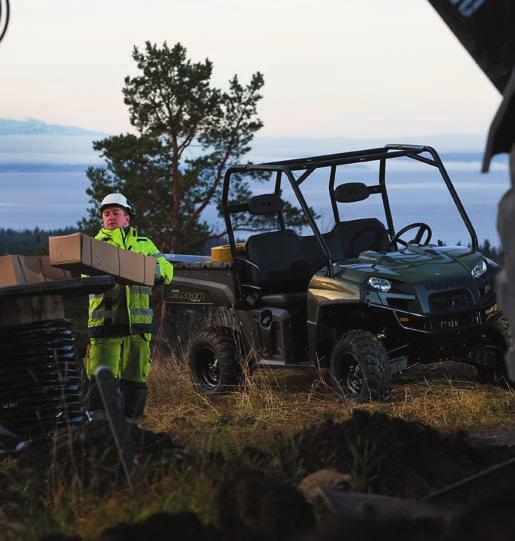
top-left (244, 219), bottom-right (390, 297)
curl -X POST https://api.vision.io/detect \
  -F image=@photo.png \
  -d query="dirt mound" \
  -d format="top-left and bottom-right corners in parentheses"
top-left (2, 421), bottom-right (184, 497)
top-left (97, 511), bottom-right (220, 541)
top-left (301, 515), bottom-right (446, 541)
top-left (283, 410), bottom-right (511, 498)
top-left (216, 471), bottom-right (316, 541)
top-left (442, 483), bottom-right (515, 541)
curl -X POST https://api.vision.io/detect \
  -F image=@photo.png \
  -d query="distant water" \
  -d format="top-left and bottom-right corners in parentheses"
top-left (0, 171), bottom-right (90, 229)
top-left (0, 137), bottom-right (510, 247)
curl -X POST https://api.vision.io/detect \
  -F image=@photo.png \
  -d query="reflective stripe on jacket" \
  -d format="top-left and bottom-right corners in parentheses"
top-left (88, 226), bottom-right (173, 337)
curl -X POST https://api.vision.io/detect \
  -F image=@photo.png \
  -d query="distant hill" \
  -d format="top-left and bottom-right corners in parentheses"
top-left (0, 118), bottom-right (106, 136)
top-left (0, 117), bottom-right (489, 161)
top-left (0, 118), bottom-right (486, 150)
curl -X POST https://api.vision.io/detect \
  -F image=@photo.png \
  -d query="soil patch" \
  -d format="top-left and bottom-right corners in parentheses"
top-left (282, 410), bottom-right (514, 498)
top-left (96, 511), bottom-right (221, 541)
top-left (0, 421), bottom-right (185, 513)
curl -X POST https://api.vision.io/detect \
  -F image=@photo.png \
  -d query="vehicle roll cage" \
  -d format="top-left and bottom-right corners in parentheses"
top-left (221, 144), bottom-right (479, 277)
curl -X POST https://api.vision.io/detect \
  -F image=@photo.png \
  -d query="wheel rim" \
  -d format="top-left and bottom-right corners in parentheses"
top-left (197, 347), bottom-right (220, 389)
top-left (335, 352), bottom-right (364, 397)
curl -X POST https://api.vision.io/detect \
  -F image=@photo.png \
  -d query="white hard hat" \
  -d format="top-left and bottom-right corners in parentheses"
top-left (99, 193), bottom-right (135, 216)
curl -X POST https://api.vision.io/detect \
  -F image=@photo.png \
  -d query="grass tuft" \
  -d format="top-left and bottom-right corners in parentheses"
top-left (0, 343), bottom-right (513, 540)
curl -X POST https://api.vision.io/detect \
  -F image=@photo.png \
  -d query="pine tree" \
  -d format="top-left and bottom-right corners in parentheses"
top-left (79, 42), bottom-right (307, 253)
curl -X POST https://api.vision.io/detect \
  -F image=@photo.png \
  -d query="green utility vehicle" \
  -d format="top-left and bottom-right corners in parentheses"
top-left (165, 145), bottom-right (509, 400)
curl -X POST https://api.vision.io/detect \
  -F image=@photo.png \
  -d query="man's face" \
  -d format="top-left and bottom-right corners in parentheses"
top-left (102, 206), bottom-right (130, 229)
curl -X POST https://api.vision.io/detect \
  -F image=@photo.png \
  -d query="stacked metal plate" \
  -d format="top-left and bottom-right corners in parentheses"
top-left (0, 319), bottom-right (83, 435)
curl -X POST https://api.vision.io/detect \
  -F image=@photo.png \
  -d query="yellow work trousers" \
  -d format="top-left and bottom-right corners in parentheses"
top-left (85, 335), bottom-right (151, 383)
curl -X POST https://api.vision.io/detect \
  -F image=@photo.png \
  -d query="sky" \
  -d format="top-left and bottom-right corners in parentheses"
top-left (0, 0), bottom-right (502, 138)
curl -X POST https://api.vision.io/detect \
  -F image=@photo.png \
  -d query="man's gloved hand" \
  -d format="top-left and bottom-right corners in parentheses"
top-left (154, 266), bottom-right (165, 285)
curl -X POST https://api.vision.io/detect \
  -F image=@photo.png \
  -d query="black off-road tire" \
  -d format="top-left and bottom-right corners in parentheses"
top-left (188, 327), bottom-right (243, 395)
top-left (476, 314), bottom-right (511, 386)
top-left (329, 330), bottom-right (391, 401)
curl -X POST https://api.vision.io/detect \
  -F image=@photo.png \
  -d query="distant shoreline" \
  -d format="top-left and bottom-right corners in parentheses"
top-left (0, 153), bottom-right (507, 174)
top-left (0, 163), bottom-right (93, 173)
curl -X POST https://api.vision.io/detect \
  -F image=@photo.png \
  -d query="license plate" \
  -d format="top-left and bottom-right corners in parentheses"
top-left (436, 319), bottom-right (459, 329)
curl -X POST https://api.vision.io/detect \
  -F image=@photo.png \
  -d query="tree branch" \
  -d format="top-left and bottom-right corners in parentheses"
top-left (177, 230), bottom-right (227, 252)
top-left (181, 112), bottom-right (243, 229)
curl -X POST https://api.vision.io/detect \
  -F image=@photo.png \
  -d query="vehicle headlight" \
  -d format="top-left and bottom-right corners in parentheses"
top-left (471, 259), bottom-right (488, 279)
top-left (367, 277), bottom-right (391, 292)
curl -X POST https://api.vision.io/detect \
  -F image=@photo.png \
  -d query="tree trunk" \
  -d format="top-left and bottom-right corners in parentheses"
top-left (171, 137), bottom-right (181, 253)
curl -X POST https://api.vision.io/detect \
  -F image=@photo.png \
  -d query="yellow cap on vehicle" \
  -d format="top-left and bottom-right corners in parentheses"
top-left (211, 244), bottom-right (245, 262)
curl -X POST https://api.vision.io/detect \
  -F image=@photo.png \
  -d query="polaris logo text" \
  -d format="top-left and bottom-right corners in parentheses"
top-left (168, 289), bottom-right (207, 303)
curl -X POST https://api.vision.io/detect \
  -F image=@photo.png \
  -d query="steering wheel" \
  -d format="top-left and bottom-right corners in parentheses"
top-left (388, 223), bottom-right (432, 250)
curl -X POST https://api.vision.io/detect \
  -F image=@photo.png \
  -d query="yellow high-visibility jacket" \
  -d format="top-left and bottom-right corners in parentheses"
top-left (88, 226), bottom-right (173, 337)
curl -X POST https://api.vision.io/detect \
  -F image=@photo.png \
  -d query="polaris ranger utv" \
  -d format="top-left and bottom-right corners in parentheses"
top-left (165, 145), bottom-right (509, 400)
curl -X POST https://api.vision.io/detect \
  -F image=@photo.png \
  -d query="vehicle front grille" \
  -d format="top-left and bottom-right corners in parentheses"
top-left (430, 311), bottom-right (481, 331)
top-left (429, 289), bottom-right (473, 312)
top-left (395, 310), bottom-right (482, 333)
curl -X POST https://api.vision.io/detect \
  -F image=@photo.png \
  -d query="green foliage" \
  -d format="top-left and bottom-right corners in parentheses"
top-left (457, 239), bottom-right (502, 263)
top-left (0, 227), bottom-right (77, 256)
top-left (478, 239), bottom-right (502, 263)
top-left (80, 42), bottom-right (311, 253)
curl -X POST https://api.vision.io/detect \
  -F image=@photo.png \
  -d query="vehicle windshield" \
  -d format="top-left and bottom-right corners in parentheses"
top-left (294, 156), bottom-right (474, 249)
top-left (222, 147), bottom-right (495, 257)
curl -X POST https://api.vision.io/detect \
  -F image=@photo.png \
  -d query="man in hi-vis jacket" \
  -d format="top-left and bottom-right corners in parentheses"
top-left (86, 193), bottom-right (173, 423)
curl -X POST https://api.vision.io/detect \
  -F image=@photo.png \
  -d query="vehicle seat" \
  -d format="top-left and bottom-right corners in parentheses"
top-left (245, 230), bottom-right (312, 294)
top-left (301, 234), bottom-right (329, 274)
top-left (324, 218), bottom-right (390, 260)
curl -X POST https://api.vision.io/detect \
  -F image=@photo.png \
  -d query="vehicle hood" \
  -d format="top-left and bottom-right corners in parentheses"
top-left (332, 245), bottom-right (486, 285)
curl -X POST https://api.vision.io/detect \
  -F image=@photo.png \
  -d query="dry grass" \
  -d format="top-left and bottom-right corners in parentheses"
top-left (66, 470), bottom-right (217, 539)
top-left (145, 347), bottom-right (515, 452)
top-left (1, 341), bottom-right (514, 541)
